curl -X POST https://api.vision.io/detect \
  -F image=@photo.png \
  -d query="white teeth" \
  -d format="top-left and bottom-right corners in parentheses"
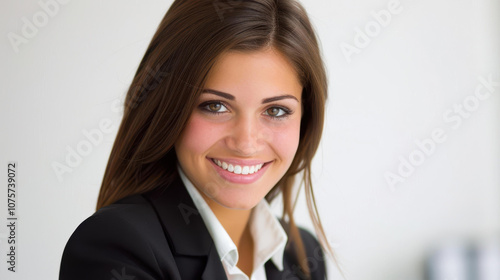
top-left (212, 158), bottom-right (265, 175)
top-left (242, 166), bottom-right (249, 175)
top-left (234, 165), bottom-right (242, 174)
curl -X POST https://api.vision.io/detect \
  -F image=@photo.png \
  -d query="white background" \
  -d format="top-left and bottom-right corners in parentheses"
top-left (1, 0), bottom-right (499, 279)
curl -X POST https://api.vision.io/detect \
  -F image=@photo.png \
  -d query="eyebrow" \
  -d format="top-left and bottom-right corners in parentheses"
top-left (201, 88), bottom-right (299, 104)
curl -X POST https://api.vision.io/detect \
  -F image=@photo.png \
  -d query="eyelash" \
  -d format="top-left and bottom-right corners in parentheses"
top-left (198, 101), bottom-right (293, 120)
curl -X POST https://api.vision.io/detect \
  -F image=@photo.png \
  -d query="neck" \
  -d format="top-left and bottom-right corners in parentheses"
top-left (204, 198), bottom-right (253, 245)
top-left (200, 193), bottom-right (256, 277)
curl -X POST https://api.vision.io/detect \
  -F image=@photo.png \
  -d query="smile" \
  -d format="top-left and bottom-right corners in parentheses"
top-left (211, 158), bottom-right (264, 175)
top-left (208, 157), bottom-right (272, 184)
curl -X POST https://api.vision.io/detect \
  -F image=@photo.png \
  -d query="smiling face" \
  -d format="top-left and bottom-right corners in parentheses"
top-left (174, 48), bottom-right (303, 210)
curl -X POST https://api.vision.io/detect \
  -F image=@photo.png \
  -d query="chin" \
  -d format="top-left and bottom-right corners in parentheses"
top-left (211, 191), bottom-right (263, 210)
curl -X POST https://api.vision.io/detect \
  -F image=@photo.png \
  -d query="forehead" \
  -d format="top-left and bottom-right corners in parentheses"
top-left (203, 48), bottom-right (303, 101)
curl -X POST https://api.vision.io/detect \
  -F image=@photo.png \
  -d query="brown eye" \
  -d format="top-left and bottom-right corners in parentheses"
top-left (267, 107), bottom-right (280, 116)
top-left (200, 101), bottom-right (228, 114)
top-left (265, 107), bottom-right (290, 118)
top-left (208, 103), bottom-right (221, 112)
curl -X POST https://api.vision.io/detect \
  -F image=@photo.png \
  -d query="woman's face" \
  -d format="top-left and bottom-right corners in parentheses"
top-left (175, 48), bottom-right (303, 210)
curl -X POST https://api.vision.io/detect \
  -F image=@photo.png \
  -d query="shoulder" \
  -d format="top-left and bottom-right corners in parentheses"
top-left (76, 194), bottom-right (162, 234)
top-left (64, 194), bottom-right (164, 248)
top-left (59, 194), bottom-right (174, 280)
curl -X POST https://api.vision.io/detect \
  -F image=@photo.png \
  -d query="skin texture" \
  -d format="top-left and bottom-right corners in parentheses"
top-left (174, 47), bottom-right (303, 276)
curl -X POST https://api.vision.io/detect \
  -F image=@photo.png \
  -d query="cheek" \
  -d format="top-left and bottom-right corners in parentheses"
top-left (268, 120), bottom-right (301, 163)
top-left (178, 114), bottom-right (224, 157)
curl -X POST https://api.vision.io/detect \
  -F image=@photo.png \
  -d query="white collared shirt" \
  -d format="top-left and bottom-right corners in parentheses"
top-left (178, 166), bottom-right (288, 280)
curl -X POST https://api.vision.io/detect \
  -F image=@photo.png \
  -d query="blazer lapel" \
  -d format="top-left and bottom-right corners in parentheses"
top-left (143, 176), bottom-right (227, 280)
top-left (202, 244), bottom-right (227, 280)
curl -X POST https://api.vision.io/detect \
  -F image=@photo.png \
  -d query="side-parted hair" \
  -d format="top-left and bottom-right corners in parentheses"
top-left (97, 0), bottom-right (341, 277)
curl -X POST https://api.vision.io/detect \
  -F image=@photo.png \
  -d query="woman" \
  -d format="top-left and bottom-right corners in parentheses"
top-left (60, 0), bottom-right (339, 279)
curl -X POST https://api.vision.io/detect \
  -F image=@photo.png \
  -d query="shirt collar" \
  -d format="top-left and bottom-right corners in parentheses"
top-left (177, 165), bottom-right (288, 271)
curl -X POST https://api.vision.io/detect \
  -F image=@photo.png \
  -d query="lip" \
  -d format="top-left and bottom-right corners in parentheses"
top-left (207, 157), bottom-right (272, 184)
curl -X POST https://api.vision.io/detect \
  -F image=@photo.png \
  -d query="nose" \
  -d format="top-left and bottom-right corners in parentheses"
top-left (225, 115), bottom-right (270, 156)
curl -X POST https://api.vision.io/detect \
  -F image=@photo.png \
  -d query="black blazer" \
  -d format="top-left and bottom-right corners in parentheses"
top-left (59, 176), bottom-right (327, 280)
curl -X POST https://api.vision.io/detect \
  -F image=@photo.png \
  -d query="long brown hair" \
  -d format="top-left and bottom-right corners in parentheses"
top-left (97, 0), bottom-right (341, 277)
